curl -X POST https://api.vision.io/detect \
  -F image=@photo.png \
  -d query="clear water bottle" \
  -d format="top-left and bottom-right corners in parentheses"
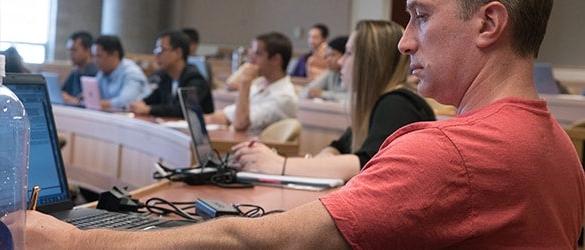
top-left (231, 46), bottom-right (246, 73)
top-left (0, 55), bottom-right (30, 249)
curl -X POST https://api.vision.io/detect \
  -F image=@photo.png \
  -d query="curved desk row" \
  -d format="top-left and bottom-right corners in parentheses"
top-left (55, 105), bottom-right (301, 190)
top-left (54, 105), bottom-right (193, 189)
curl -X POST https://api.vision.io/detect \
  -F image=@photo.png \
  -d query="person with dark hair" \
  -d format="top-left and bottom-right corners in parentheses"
top-left (1, 47), bottom-right (30, 73)
top-left (92, 35), bottom-right (150, 109)
top-left (181, 28), bottom-right (200, 56)
top-left (26, 1), bottom-right (585, 248)
top-left (130, 30), bottom-right (214, 117)
top-left (205, 32), bottom-right (297, 131)
top-left (301, 36), bottom-right (348, 102)
top-left (291, 23), bottom-right (329, 80)
top-left (61, 31), bottom-right (98, 105)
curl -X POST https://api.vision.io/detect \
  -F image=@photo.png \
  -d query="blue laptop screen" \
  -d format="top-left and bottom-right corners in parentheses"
top-left (5, 81), bottom-right (69, 206)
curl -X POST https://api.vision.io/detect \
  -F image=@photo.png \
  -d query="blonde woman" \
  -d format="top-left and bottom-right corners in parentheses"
top-left (233, 20), bottom-right (435, 181)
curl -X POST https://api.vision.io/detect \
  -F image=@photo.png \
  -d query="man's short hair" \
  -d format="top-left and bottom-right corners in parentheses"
top-left (94, 35), bottom-right (124, 60)
top-left (158, 30), bottom-right (191, 62)
top-left (457, 0), bottom-right (553, 58)
top-left (182, 28), bottom-right (200, 44)
top-left (69, 31), bottom-right (93, 49)
top-left (312, 23), bottom-right (329, 39)
top-left (255, 32), bottom-right (293, 72)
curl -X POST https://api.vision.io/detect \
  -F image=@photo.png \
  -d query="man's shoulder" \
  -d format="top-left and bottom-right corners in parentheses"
top-left (120, 59), bottom-right (146, 79)
top-left (181, 65), bottom-right (205, 81)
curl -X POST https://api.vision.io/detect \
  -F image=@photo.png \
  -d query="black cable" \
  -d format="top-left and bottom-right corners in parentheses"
top-left (144, 197), bottom-right (201, 221)
top-left (233, 204), bottom-right (285, 218)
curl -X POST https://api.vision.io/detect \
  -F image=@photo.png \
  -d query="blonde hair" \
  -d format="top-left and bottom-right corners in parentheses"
top-left (350, 20), bottom-right (410, 151)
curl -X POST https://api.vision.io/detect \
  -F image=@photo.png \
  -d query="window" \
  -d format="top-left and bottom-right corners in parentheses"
top-left (0, 0), bottom-right (55, 63)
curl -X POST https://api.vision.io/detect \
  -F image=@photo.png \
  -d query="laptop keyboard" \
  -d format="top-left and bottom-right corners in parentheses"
top-left (64, 211), bottom-right (163, 230)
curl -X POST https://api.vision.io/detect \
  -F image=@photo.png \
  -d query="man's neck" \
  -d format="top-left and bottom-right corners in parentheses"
top-left (457, 53), bottom-right (538, 115)
top-left (263, 69), bottom-right (286, 84)
top-left (167, 60), bottom-right (186, 80)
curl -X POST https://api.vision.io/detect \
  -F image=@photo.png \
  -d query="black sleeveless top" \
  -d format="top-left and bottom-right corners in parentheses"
top-left (329, 88), bottom-right (436, 168)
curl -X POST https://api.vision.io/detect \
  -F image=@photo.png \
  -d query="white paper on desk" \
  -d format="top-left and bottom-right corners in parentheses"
top-left (161, 121), bottom-right (225, 131)
top-left (160, 120), bottom-right (189, 129)
top-left (236, 172), bottom-right (344, 188)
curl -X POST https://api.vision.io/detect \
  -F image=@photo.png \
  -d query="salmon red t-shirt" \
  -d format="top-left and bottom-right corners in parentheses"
top-left (321, 98), bottom-right (585, 249)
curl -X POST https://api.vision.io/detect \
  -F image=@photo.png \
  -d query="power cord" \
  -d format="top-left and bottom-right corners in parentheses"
top-left (143, 197), bottom-right (284, 219)
top-left (153, 150), bottom-right (252, 188)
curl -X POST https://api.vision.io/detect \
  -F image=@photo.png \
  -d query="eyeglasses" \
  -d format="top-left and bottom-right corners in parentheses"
top-left (153, 46), bottom-right (173, 55)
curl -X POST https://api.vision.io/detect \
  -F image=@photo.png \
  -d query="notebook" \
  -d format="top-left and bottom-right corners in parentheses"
top-left (80, 76), bottom-right (101, 110)
top-left (177, 87), bottom-right (344, 190)
top-left (4, 73), bottom-right (192, 230)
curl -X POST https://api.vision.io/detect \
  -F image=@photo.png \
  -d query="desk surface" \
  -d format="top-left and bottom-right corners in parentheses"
top-left (138, 181), bottom-right (333, 211)
top-left (80, 179), bottom-right (335, 212)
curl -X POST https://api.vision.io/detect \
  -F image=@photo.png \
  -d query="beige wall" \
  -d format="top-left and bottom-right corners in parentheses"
top-left (51, 0), bottom-right (585, 68)
top-left (54, 0), bottom-right (102, 61)
top-left (351, 0), bottom-right (391, 28)
top-left (538, 0), bottom-right (585, 67)
top-left (175, 0), bottom-right (352, 52)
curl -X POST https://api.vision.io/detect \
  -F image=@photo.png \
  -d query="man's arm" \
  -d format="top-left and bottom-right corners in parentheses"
top-left (27, 201), bottom-right (349, 249)
top-left (231, 64), bottom-right (259, 131)
top-left (232, 81), bottom-right (252, 131)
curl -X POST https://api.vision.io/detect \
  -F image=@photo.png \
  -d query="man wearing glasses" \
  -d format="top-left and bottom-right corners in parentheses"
top-left (130, 31), bottom-right (214, 117)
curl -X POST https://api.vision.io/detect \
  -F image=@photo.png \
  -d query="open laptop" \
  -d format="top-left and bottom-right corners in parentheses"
top-left (533, 63), bottom-right (561, 94)
top-left (4, 73), bottom-right (194, 230)
top-left (177, 87), bottom-right (217, 167)
top-left (80, 76), bottom-right (101, 110)
top-left (177, 87), bottom-right (344, 189)
top-left (41, 72), bottom-right (65, 104)
top-left (187, 56), bottom-right (213, 83)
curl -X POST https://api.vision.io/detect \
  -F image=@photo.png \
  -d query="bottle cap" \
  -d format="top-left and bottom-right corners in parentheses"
top-left (0, 55), bottom-right (5, 78)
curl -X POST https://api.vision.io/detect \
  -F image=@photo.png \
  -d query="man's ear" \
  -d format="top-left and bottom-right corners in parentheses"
top-left (476, 1), bottom-right (509, 49)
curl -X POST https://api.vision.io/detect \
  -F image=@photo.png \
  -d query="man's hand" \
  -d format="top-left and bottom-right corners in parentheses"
top-left (62, 92), bottom-right (80, 105)
top-left (25, 211), bottom-right (81, 249)
top-left (129, 101), bottom-right (151, 115)
top-left (237, 63), bottom-right (260, 89)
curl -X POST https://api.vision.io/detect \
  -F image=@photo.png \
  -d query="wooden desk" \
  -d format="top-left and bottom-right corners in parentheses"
top-left (80, 180), bottom-right (335, 212)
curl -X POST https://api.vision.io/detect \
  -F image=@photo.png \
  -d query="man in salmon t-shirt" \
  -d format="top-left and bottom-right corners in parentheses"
top-left (25, 0), bottom-right (585, 249)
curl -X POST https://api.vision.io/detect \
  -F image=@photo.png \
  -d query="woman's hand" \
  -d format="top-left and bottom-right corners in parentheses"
top-left (232, 141), bottom-right (284, 175)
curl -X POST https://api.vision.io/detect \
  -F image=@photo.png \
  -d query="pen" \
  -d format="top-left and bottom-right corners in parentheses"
top-left (28, 185), bottom-right (41, 211)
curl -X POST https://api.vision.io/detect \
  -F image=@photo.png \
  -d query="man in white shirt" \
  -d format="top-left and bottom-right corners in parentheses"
top-left (205, 32), bottom-right (297, 131)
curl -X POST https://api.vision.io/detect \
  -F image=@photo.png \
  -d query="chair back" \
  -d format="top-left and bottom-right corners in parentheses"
top-left (260, 119), bottom-right (302, 143)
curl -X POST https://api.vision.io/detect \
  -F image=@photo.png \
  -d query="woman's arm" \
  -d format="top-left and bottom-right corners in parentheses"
top-left (233, 142), bottom-right (360, 181)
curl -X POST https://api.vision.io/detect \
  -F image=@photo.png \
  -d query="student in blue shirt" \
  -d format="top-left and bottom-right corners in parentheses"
top-left (92, 35), bottom-right (151, 109)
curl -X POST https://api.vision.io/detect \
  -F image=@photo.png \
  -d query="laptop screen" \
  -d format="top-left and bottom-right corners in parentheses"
top-left (178, 87), bottom-right (214, 166)
top-left (41, 72), bottom-right (65, 105)
top-left (533, 63), bottom-right (560, 94)
top-left (187, 56), bottom-right (210, 81)
top-left (4, 74), bottom-right (71, 207)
